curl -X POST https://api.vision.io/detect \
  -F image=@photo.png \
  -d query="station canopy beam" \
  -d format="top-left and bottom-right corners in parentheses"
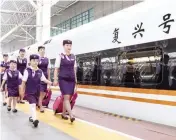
top-left (0, 9), bottom-right (33, 14)
top-left (1, 24), bottom-right (42, 27)
top-left (0, 12), bottom-right (36, 42)
top-left (27, 0), bottom-right (38, 10)
top-left (20, 26), bottom-right (35, 40)
top-left (12, 34), bottom-right (32, 39)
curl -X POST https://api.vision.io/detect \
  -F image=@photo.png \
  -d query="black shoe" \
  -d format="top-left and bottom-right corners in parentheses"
top-left (33, 120), bottom-right (39, 127)
top-left (20, 101), bottom-right (25, 104)
top-left (29, 117), bottom-right (33, 122)
top-left (61, 115), bottom-right (68, 120)
top-left (70, 117), bottom-right (75, 123)
top-left (7, 106), bottom-right (11, 111)
top-left (12, 109), bottom-right (18, 113)
top-left (3, 102), bottom-right (7, 106)
top-left (40, 110), bottom-right (44, 113)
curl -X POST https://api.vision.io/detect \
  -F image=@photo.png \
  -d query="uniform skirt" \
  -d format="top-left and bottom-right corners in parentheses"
top-left (8, 88), bottom-right (19, 97)
top-left (40, 73), bottom-right (48, 93)
top-left (59, 79), bottom-right (75, 95)
top-left (25, 93), bottom-right (39, 104)
top-left (18, 79), bottom-right (22, 85)
top-left (40, 82), bottom-right (47, 93)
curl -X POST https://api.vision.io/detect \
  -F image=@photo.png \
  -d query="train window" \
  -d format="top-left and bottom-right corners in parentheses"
top-left (101, 56), bottom-right (117, 86)
top-left (76, 55), bottom-right (101, 85)
top-left (118, 46), bottom-right (162, 88)
top-left (168, 53), bottom-right (176, 90)
top-left (75, 38), bottom-right (176, 89)
top-left (76, 49), bottom-right (120, 86)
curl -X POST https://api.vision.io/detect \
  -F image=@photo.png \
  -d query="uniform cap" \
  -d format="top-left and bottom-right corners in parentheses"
top-left (63, 40), bottom-right (72, 46)
top-left (10, 60), bottom-right (17, 63)
top-left (19, 48), bottom-right (25, 52)
top-left (30, 54), bottom-right (39, 60)
top-left (3, 54), bottom-right (8, 57)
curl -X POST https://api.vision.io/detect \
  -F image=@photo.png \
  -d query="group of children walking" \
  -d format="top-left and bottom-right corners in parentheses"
top-left (0, 47), bottom-right (52, 127)
top-left (0, 40), bottom-right (77, 128)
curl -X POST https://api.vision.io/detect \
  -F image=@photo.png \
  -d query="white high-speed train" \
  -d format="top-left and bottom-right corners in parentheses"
top-left (5, 0), bottom-right (176, 127)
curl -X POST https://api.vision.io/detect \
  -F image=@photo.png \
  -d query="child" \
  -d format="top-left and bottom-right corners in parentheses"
top-left (21, 54), bottom-right (52, 127)
top-left (1, 54), bottom-right (10, 69)
top-left (0, 60), bottom-right (23, 112)
top-left (38, 46), bottom-right (51, 113)
top-left (0, 64), bottom-right (7, 106)
top-left (1, 54), bottom-right (10, 101)
top-left (17, 48), bottom-right (27, 104)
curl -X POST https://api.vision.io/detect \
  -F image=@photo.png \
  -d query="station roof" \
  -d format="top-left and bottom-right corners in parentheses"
top-left (0, 0), bottom-right (78, 45)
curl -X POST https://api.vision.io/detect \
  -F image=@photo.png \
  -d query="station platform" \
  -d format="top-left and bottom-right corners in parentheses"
top-left (1, 91), bottom-right (176, 140)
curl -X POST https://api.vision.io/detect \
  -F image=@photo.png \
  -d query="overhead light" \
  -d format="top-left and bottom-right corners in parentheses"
top-left (51, 27), bottom-right (58, 29)
top-left (53, 13), bottom-right (62, 16)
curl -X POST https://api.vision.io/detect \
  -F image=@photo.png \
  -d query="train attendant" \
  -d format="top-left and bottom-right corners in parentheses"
top-left (21, 54), bottom-right (52, 127)
top-left (53, 39), bottom-right (77, 123)
top-left (38, 46), bottom-right (51, 113)
top-left (17, 48), bottom-right (27, 104)
top-left (0, 59), bottom-right (23, 113)
top-left (0, 64), bottom-right (7, 106)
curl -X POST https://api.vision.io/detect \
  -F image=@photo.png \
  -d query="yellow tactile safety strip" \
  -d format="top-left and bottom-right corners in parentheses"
top-left (16, 103), bottom-right (136, 140)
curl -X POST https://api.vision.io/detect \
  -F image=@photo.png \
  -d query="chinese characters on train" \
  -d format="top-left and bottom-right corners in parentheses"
top-left (112, 28), bottom-right (121, 44)
top-left (112, 13), bottom-right (175, 44)
top-left (158, 13), bottom-right (175, 34)
top-left (132, 22), bottom-right (145, 38)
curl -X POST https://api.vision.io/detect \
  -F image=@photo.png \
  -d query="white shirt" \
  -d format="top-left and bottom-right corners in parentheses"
top-left (48, 58), bottom-right (51, 69)
top-left (22, 66), bottom-right (46, 82)
top-left (3, 70), bottom-right (23, 80)
top-left (55, 53), bottom-right (77, 68)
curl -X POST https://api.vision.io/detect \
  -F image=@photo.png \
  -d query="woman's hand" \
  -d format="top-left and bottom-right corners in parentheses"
top-left (47, 84), bottom-right (51, 90)
top-left (48, 78), bottom-right (51, 82)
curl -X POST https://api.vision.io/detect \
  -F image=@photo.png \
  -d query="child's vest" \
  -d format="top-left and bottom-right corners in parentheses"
top-left (25, 68), bottom-right (43, 94)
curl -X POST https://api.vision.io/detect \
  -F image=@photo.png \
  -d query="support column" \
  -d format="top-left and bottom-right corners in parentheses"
top-left (41, 0), bottom-right (51, 41)
top-left (36, 0), bottom-right (42, 42)
top-left (36, 0), bottom-right (51, 42)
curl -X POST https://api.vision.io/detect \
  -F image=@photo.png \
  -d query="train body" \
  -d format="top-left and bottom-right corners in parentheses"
top-left (6, 0), bottom-right (176, 127)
